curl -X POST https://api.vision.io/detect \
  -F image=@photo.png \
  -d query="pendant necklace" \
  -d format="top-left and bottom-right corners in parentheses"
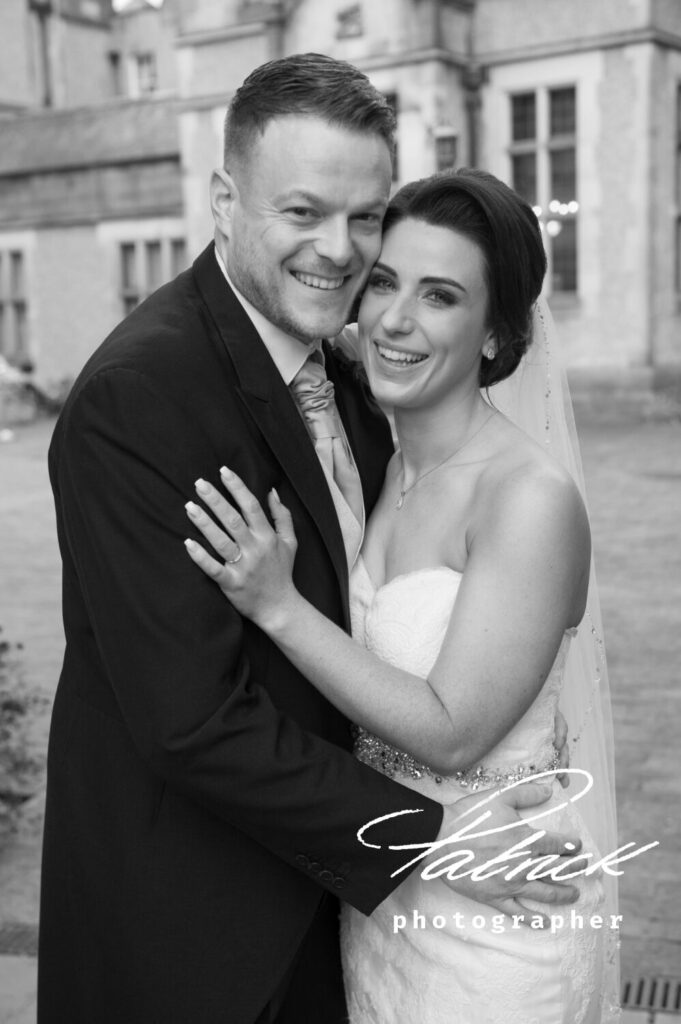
top-left (395, 409), bottom-right (496, 511)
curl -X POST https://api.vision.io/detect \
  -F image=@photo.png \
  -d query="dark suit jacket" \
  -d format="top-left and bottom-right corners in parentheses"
top-left (38, 244), bottom-right (443, 1023)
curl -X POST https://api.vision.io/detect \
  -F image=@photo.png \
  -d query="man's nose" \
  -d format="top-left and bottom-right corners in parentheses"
top-left (314, 219), bottom-right (354, 266)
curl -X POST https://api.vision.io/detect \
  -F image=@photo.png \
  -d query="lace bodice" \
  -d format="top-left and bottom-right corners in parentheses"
top-left (349, 557), bottom-right (572, 793)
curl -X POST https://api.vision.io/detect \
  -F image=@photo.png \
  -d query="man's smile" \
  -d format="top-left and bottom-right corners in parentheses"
top-left (292, 271), bottom-right (347, 291)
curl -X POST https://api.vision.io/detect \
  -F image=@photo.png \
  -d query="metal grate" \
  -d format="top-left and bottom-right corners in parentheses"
top-left (622, 976), bottom-right (681, 1016)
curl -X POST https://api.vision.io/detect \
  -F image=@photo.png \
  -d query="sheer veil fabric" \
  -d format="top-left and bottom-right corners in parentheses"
top-left (488, 298), bottom-right (620, 1021)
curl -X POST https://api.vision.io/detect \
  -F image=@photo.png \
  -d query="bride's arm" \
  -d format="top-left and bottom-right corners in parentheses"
top-left (185, 467), bottom-right (589, 775)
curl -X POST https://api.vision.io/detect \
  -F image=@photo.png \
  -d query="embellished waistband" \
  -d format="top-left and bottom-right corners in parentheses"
top-left (353, 725), bottom-right (561, 790)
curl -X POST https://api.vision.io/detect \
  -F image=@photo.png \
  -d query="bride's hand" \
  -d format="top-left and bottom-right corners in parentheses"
top-left (184, 467), bottom-right (298, 630)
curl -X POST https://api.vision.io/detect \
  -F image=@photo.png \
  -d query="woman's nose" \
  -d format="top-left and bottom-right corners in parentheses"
top-left (380, 296), bottom-right (415, 334)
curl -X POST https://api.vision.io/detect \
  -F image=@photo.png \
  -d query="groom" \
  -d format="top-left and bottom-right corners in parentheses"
top-left (40, 53), bottom-right (578, 1023)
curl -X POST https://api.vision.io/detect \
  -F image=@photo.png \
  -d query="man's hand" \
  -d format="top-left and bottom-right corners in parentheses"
top-left (433, 782), bottom-right (581, 926)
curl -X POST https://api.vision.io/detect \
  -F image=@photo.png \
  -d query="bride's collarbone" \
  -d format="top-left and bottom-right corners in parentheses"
top-left (364, 494), bottom-right (470, 586)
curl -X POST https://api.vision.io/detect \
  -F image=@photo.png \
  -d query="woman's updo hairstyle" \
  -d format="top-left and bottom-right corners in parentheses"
top-left (381, 169), bottom-right (547, 387)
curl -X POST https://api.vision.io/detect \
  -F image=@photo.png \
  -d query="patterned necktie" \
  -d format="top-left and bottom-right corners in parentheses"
top-left (290, 352), bottom-right (364, 565)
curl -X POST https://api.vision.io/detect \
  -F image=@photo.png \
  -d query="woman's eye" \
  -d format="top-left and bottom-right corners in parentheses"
top-left (367, 274), bottom-right (395, 292)
top-left (426, 289), bottom-right (455, 307)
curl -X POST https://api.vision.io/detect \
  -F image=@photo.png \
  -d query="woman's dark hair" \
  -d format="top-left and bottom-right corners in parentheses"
top-left (224, 53), bottom-right (396, 168)
top-left (382, 169), bottom-right (547, 387)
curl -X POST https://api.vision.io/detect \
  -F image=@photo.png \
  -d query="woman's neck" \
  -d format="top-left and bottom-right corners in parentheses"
top-left (393, 391), bottom-right (492, 487)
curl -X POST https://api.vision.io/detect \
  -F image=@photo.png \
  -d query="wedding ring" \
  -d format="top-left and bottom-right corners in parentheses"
top-left (224, 547), bottom-right (242, 564)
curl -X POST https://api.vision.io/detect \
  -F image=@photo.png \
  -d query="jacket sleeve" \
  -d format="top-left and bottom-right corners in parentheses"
top-left (53, 366), bottom-right (444, 914)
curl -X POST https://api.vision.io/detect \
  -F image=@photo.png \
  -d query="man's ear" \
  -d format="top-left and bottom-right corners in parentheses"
top-left (210, 168), bottom-right (238, 238)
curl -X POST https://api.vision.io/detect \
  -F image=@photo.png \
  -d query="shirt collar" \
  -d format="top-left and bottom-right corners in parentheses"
top-left (214, 245), bottom-right (322, 385)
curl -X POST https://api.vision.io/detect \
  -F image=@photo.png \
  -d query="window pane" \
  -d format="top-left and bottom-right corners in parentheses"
top-left (550, 147), bottom-right (576, 204)
top-left (552, 218), bottom-right (577, 292)
top-left (511, 93), bottom-right (536, 142)
top-left (136, 52), bottom-right (157, 95)
top-left (14, 302), bottom-right (27, 360)
top-left (121, 244), bottom-right (136, 291)
top-left (145, 241), bottom-right (162, 292)
top-left (436, 135), bottom-right (457, 172)
top-left (512, 152), bottom-right (537, 205)
top-left (10, 252), bottom-right (24, 299)
top-left (676, 217), bottom-right (681, 294)
top-left (0, 304), bottom-right (5, 356)
top-left (550, 87), bottom-right (576, 137)
top-left (124, 296), bottom-right (139, 316)
top-left (171, 239), bottom-right (186, 278)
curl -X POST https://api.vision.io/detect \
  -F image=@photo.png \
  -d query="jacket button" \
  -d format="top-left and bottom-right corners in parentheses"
top-left (319, 869), bottom-right (334, 882)
top-left (332, 876), bottom-right (346, 890)
top-left (295, 853), bottom-right (310, 868)
top-left (309, 861), bottom-right (322, 875)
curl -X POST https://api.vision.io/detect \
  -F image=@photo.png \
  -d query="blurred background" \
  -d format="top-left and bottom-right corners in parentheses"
top-left (0, 1), bottom-right (679, 1021)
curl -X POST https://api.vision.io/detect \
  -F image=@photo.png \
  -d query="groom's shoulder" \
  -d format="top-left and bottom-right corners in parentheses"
top-left (68, 254), bottom-right (238, 411)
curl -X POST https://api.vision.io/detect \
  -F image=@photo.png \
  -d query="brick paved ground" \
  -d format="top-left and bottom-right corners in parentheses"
top-left (0, 404), bottom-right (679, 1021)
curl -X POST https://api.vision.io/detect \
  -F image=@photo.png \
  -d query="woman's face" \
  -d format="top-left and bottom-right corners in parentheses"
top-left (358, 217), bottom-right (495, 412)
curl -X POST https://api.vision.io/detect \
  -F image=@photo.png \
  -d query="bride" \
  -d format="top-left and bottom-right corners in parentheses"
top-left (183, 169), bottom-right (620, 1023)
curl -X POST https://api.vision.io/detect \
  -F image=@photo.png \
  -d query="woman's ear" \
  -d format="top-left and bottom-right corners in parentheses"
top-left (210, 168), bottom-right (238, 239)
top-left (482, 329), bottom-right (497, 361)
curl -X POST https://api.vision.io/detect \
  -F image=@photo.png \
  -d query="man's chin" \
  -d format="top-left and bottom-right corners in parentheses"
top-left (287, 312), bottom-right (352, 343)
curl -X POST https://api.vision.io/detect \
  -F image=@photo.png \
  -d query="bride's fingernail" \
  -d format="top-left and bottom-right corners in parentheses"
top-left (184, 539), bottom-right (198, 552)
top-left (185, 501), bottom-right (200, 517)
top-left (195, 478), bottom-right (210, 495)
top-left (220, 466), bottom-right (233, 478)
top-left (271, 487), bottom-right (280, 503)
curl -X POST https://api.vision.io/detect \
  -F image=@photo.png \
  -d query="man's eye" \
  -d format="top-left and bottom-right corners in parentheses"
top-left (287, 207), bottom-right (316, 220)
top-left (354, 213), bottom-right (381, 226)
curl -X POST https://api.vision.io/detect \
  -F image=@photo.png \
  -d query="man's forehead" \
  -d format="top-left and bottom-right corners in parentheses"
top-left (244, 116), bottom-right (391, 190)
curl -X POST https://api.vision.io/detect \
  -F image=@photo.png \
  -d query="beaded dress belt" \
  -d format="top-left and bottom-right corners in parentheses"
top-left (353, 726), bottom-right (561, 790)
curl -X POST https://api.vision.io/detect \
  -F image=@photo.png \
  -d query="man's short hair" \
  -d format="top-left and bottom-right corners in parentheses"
top-left (223, 52), bottom-right (396, 167)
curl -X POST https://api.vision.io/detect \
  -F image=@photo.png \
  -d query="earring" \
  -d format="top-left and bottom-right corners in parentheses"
top-left (485, 347), bottom-right (495, 360)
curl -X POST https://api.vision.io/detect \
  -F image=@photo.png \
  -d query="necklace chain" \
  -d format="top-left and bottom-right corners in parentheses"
top-left (395, 410), bottom-right (496, 511)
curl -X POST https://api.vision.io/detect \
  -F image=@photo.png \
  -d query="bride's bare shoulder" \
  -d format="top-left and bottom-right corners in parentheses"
top-left (477, 415), bottom-right (589, 549)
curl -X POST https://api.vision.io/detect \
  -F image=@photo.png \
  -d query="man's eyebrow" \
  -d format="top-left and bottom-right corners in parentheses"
top-left (274, 190), bottom-right (388, 210)
top-left (274, 190), bottom-right (321, 205)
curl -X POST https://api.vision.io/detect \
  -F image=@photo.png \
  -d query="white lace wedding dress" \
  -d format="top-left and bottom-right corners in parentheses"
top-left (341, 557), bottom-right (608, 1024)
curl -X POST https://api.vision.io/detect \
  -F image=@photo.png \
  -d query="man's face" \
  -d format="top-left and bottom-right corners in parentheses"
top-left (213, 115), bottom-right (393, 343)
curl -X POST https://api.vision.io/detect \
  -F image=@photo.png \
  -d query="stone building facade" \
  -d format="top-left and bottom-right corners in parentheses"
top-left (0, 0), bottom-right (679, 388)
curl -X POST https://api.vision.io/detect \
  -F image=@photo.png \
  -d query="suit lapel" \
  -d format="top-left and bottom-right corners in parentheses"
top-left (192, 246), bottom-right (350, 614)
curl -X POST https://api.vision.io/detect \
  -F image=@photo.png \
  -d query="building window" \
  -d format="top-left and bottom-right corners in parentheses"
top-left (435, 133), bottom-right (458, 172)
top-left (119, 238), bottom-right (186, 315)
top-left (134, 52), bottom-right (157, 96)
top-left (510, 86), bottom-right (578, 294)
top-left (336, 4), bottom-right (363, 39)
top-left (108, 51), bottom-right (122, 96)
top-left (0, 250), bottom-right (29, 366)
